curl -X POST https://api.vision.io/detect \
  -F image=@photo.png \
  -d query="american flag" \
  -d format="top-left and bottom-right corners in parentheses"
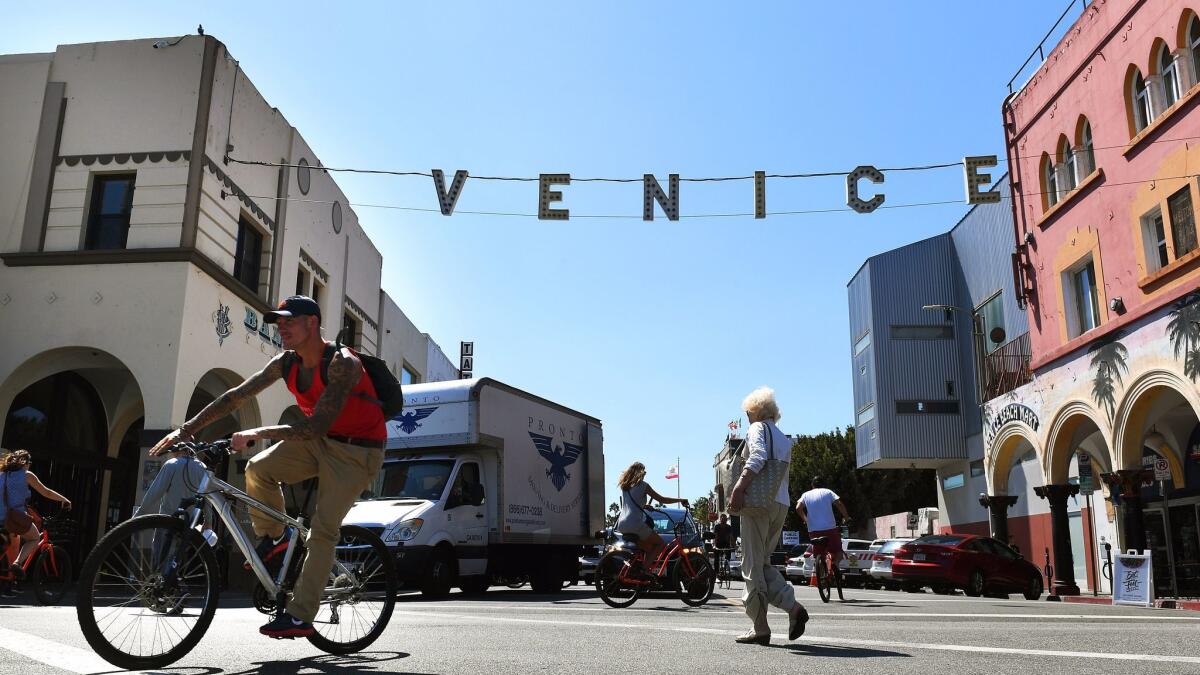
top-left (665, 465), bottom-right (679, 480)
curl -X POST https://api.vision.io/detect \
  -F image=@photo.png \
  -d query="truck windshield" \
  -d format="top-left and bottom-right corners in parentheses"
top-left (365, 460), bottom-right (454, 501)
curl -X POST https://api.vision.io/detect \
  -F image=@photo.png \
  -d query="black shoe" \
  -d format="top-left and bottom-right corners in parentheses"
top-left (789, 604), bottom-right (809, 640)
top-left (9, 565), bottom-right (25, 582)
top-left (260, 612), bottom-right (314, 639)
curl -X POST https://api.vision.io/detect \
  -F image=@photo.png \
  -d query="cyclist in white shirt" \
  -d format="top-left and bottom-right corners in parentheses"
top-left (796, 476), bottom-right (850, 566)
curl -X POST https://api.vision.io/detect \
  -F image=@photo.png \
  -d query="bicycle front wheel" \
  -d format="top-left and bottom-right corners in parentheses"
top-left (672, 552), bottom-right (714, 607)
top-left (76, 515), bottom-right (219, 670)
top-left (306, 525), bottom-right (397, 655)
top-left (595, 550), bottom-right (640, 608)
top-left (32, 544), bottom-right (72, 605)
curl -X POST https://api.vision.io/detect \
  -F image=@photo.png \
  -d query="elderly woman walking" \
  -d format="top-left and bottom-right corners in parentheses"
top-left (727, 387), bottom-right (807, 645)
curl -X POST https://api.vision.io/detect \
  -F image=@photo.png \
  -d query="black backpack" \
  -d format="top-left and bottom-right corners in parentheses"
top-left (282, 334), bottom-right (404, 419)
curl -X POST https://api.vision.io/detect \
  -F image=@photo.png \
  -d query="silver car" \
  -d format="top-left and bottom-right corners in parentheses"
top-left (866, 538), bottom-right (914, 589)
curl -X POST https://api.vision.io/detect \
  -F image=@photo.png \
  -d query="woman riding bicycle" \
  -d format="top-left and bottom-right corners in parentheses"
top-left (615, 462), bottom-right (688, 573)
top-left (1, 449), bottom-right (72, 580)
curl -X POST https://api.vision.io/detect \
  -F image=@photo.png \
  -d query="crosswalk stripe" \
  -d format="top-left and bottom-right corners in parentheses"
top-left (0, 625), bottom-right (139, 675)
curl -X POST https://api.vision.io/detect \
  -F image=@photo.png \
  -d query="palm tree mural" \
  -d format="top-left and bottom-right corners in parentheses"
top-left (1167, 291), bottom-right (1200, 382)
top-left (1089, 331), bottom-right (1128, 421)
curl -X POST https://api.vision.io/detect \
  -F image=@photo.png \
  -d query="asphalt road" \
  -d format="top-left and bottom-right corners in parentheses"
top-left (1, 582), bottom-right (1199, 674)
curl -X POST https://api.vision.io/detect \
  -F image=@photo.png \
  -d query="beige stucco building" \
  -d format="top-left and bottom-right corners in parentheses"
top-left (0, 34), bottom-right (454, 562)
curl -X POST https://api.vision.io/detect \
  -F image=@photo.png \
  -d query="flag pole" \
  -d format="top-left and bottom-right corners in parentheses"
top-left (677, 456), bottom-right (681, 501)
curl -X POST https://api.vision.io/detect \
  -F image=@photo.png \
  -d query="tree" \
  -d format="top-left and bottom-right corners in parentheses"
top-left (690, 490), bottom-right (716, 531)
top-left (605, 501), bottom-right (620, 529)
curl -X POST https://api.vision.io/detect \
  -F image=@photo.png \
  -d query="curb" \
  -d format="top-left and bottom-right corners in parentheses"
top-left (1060, 595), bottom-right (1200, 611)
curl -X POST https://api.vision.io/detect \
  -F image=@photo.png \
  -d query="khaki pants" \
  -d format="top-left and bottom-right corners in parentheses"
top-left (245, 437), bottom-right (383, 622)
top-left (740, 502), bottom-right (797, 629)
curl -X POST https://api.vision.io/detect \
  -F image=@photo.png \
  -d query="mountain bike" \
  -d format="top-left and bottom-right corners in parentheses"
top-left (75, 440), bottom-right (397, 670)
top-left (0, 507), bottom-right (73, 604)
top-left (595, 508), bottom-right (713, 608)
top-left (811, 534), bottom-right (843, 603)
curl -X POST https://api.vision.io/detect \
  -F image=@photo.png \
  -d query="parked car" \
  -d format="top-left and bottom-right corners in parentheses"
top-left (770, 544), bottom-right (806, 577)
top-left (791, 538), bottom-right (873, 585)
top-left (891, 533), bottom-right (1044, 599)
top-left (865, 538), bottom-right (914, 589)
top-left (785, 544), bottom-right (811, 584)
top-left (579, 543), bottom-right (602, 585)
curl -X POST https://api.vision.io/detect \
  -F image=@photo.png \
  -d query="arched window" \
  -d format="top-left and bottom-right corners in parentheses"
top-left (1059, 136), bottom-right (1077, 193)
top-left (1132, 70), bottom-right (1154, 131)
top-left (1076, 118), bottom-right (1095, 178)
top-left (1160, 44), bottom-right (1182, 109)
top-left (1042, 153), bottom-right (1058, 208)
top-left (1190, 16), bottom-right (1200, 87)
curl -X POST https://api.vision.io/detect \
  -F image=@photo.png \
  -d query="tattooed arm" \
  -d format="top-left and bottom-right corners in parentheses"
top-left (149, 353), bottom-right (287, 456)
top-left (231, 348), bottom-right (360, 449)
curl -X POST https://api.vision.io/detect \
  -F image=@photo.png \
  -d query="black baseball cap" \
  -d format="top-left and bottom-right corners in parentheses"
top-left (264, 295), bottom-right (321, 324)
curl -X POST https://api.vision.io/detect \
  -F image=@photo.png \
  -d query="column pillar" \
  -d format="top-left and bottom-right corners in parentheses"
top-left (1034, 483), bottom-right (1081, 596)
top-left (1101, 469), bottom-right (1151, 553)
top-left (978, 493), bottom-right (1019, 545)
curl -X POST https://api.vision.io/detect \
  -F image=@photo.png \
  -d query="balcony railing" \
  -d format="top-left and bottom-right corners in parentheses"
top-left (982, 332), bottom-right (1032, 400)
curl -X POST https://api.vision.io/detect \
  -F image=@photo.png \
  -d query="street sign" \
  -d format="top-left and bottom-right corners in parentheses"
top-left (782, 530), bottom-right (799, 546)
top-left (907, 511), bottom-right (919, 530)
top-left (1079, 475), bottom-right (1095, 495)
top-left (1154, 457), bottom-right (1170, 482)
top-left (1077, 452), bottom-right (1092, 477)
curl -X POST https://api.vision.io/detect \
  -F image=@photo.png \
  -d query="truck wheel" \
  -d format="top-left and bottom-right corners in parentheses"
top-left (459, 576), bottom-right (490, 595)
top-left (420, 548), bottom-right (455, 599)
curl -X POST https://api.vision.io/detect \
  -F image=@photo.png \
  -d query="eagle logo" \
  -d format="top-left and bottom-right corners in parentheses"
top-left (529, 432), bottom-right (585, 492)
top-left (395, 407), bottom-right (438, 434)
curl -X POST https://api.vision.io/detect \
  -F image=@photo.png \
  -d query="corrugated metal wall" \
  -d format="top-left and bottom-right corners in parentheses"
top-left (847, 175), bottom-right (1020, 468)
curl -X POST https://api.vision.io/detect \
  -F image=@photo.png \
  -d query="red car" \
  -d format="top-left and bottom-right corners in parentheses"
top-left (891, 533), bottom-right (1043, 600)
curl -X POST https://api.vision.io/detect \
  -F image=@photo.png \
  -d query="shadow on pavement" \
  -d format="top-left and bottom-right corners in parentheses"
top-left (223, 651), bottom-right (426, 675)
top-left (776, 643), bottom-right (911, 659)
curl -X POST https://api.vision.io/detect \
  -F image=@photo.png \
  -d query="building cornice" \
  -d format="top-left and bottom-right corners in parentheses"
top-left (1, 247), bottom-right (271, 313)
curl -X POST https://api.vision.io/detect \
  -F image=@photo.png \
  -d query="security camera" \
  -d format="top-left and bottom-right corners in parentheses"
top-left (153, 40), bottom-right (169, 49)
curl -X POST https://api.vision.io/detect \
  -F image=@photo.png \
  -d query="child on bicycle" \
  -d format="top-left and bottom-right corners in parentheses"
top-left (615, 462), bottom-right (689, 574)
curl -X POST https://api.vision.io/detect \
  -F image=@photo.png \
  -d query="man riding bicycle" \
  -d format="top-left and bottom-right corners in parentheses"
top-left (796, 476), bottom-right (850, 568)
top-left (150, 295), bottom-right (385, 639)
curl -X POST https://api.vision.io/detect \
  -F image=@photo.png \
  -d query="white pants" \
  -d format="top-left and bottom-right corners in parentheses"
top-left (740, 502), bottom-right (797, 627)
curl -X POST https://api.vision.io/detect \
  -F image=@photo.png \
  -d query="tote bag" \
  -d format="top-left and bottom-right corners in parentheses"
top-left (720, 422), bottom-right (788, 518)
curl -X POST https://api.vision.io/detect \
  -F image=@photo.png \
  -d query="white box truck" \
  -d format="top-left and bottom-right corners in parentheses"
top-left (343, 377), bottom-right (604, 598)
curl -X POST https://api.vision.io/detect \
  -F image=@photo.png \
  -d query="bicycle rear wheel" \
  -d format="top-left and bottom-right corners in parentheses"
top-left (76, 515), bottom-right (219, 670)
top-left (815, 557), bottom-right (831, 603)
top-left (32, 544), bottom-right (72, 605)
top-left (673, 552), bottom-right (714, 607)
top-left (306, 525), bottom-right (397, 655)
top-left (595, 550), bottom-right (640, 608)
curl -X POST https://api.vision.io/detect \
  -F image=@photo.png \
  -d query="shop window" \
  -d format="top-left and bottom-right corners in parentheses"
top-left (233, 216), bottom-right (263, 293)
top-left (84, 174), bottom-right (136, 250)
top-left (1142, 207), bottom-right (1170, 272)
top-left (896, 400), bottom-right (960, 415)
top-left (853, 331), bottom-right (871, 356)
top-left (1167, 186), bottom-right (1197, 258)
top-left (1063, 256), bottom-right (1100, 338)
top-left (856, 403), bottom-right (875, 427)
top-left (1160, 44), bottom-right (1182, 109)
top-left (890, 325), bottom-right (954, 340)
top-left (342, 312), bottom-right (360, 349)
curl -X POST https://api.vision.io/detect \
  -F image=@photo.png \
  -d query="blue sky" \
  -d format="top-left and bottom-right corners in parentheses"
top-left (4, 1), bottom-right (1079, 501)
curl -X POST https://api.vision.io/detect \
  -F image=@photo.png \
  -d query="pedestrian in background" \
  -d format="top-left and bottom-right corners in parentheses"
top-left (727, 387), bottom-right (807, 645)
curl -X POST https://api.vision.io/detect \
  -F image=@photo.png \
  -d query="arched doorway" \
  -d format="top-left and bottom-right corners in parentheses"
top-left (1044, 404), bottom-right (1112, 593)
top-left (3, 372), bottom-right (111, 566)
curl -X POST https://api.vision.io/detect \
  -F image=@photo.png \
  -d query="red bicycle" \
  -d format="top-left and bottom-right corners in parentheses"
top-left (1, 506), bottom-right (73, 604)
top-left (595, 508), bottom-right (714, 608)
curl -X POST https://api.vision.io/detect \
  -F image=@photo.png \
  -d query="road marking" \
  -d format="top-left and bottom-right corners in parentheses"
top-left (394, 610), bottom-right (1200, 664)
top-left (422, 603), bottom-right (1199, 620)
top-left (0, 625), bottom-right (135, 674)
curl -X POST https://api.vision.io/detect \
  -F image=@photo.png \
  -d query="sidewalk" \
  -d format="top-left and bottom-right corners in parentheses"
top-left (1061, 595), bottom-right (1200, 611)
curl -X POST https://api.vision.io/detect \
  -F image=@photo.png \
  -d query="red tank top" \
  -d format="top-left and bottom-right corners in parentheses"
top-left (284, 345), bottom-right (387, 441)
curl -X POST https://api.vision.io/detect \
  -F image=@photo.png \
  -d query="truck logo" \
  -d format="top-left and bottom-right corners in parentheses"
top-left (394, 407), bottom-right (438, 434)
top-left (529, 432), bottom-right (585, 491)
